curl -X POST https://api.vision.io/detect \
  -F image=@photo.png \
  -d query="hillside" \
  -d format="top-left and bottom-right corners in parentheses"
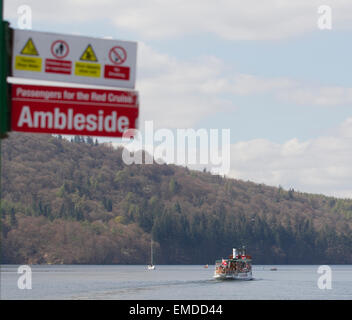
top-left (1, 133), bottom-right (352, 264)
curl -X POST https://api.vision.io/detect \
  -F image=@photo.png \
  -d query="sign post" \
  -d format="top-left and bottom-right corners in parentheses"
top-left (0, 0), bottom-right (11, 246)
top-left (0, 0), bottom-right (10, 138)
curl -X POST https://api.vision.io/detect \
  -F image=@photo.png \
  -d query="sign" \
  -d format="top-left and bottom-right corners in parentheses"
top-left (80, 44), bottom-right (98, 62)
top-left (45, 40), bottom-right (72, 75)
top-left (12, 29), bottom-right (137, 89)
top-left (11, 84), bottom-right (139, 138)
top-left (75, 61), bottom-right (101, 78)
top-left (45, 59), bottom-right (72, 75)
top-left (51, 40), bottom-right (69, 59)
top-left (20, 38), bottom-right (39, 55)
top-left (104, 65), bottom-right (130, 80)
top-left (109, 46), bottom-right (127, 65)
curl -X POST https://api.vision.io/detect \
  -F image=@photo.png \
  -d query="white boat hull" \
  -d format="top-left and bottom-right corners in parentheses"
top-left (147, 265), bottom-right (155, 270)
top-left (234, 271), bottom-right (252, 280)
top-left (214, 271), bottom-right (252, 281)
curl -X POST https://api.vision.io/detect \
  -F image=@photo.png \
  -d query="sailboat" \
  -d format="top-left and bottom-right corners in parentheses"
top-left (147, 239), bottom-right (155, 270)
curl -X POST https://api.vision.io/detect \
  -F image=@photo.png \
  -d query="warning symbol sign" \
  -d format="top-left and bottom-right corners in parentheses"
top-left (51, 40), bottom-right (69, 59)
top-left (80, 44), bottom-right (98, 62)
top-left (12, 29), bottom-right (137, 88)
top-left (108, 46), bottom-right (127, 65)
top-left (20, 38), bottom-right (39, 56)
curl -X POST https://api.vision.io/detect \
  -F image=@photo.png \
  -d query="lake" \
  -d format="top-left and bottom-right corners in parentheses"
top-left (1, 265), bottom-right (351, 300)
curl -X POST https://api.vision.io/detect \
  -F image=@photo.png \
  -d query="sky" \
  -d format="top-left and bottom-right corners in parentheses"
top-left (3, 0), bottom-right (352, 198)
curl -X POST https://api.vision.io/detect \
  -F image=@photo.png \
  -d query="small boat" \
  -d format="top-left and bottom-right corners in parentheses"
top-left (204, 264), bottom-right (209, 268)
top-left (147, 239), bottom-right (156, 270)
top-left (213, 247), bottom-right (253, 280)
top-left (270, 267), bottom-right (277, 271)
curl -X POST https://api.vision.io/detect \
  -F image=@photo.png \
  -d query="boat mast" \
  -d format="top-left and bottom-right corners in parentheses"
top-left (150, 239), bottom-right (153, 265)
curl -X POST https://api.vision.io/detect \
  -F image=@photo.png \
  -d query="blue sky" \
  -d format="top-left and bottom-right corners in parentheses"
top-left (4, 0), bottom-right (352, 198)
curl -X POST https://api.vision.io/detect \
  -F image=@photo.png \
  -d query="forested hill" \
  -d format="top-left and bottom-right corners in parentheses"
top-left (1, 133), bottom-right (352, 265)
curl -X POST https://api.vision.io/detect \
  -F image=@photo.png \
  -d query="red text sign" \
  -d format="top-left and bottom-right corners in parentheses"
top-left (11, 84), bottom-right (139, 138)
top-left (45, 59), bottom-right (72, 74)
top-left (104, 65), bottom-right (130, 80)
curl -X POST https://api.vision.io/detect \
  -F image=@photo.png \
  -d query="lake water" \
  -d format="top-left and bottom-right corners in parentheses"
top-left (1, 265), bottom-right (351, 300)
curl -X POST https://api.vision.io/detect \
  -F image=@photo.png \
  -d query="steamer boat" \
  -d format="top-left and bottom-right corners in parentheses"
top-left (214, 247), bottom-right (253, 280)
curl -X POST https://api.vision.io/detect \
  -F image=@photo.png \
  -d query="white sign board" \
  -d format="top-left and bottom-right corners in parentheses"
top-left (12, 29), bottom-right (137, 89)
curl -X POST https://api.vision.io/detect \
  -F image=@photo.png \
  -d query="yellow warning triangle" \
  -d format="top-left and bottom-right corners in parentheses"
top-left (20, 38), bottom-right (39, 56)
top-left (80, 44), bottom-right (98, 62)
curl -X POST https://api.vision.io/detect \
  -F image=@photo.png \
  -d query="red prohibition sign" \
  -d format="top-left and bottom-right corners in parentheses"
top-left (51, 40), bottom-right (69, 59)
top-left (109, 46), bottom-right (127, 65)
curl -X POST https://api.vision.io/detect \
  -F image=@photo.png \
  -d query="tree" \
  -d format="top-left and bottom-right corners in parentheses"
top-left (2, 133), bottom-right (352, 265)
top-left (169, 178), bottom-right (178, 194)
top-left (10, 208), bottom-right (18, 227)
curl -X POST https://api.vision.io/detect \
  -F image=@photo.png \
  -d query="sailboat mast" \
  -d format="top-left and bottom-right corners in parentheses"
top-left (150, 239), bottom-right (153, 265)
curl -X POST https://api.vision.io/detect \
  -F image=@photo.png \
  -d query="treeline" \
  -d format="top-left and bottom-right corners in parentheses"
top-left (1, 133), bottom-right (352, 264)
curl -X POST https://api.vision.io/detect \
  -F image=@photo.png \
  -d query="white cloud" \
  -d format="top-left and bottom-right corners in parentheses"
top-left (278, 86), bottom-right (352, 106)
top-left (136, 42), bottom-right (352, 129)
top-left (137, 43), bottom-right (236, 129)
top-left (5, 0), bottom-right (352, 40)
top-left (229, 74), bottom-right (297, 95)
top-left (228, 117), bottom-right (352, 198)
top-left (225, 75), bottom-right (352, 107)
top-left (90, 0), bottom-right (352, 40)
top-left (339, 117), bottom-right (352, 138)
